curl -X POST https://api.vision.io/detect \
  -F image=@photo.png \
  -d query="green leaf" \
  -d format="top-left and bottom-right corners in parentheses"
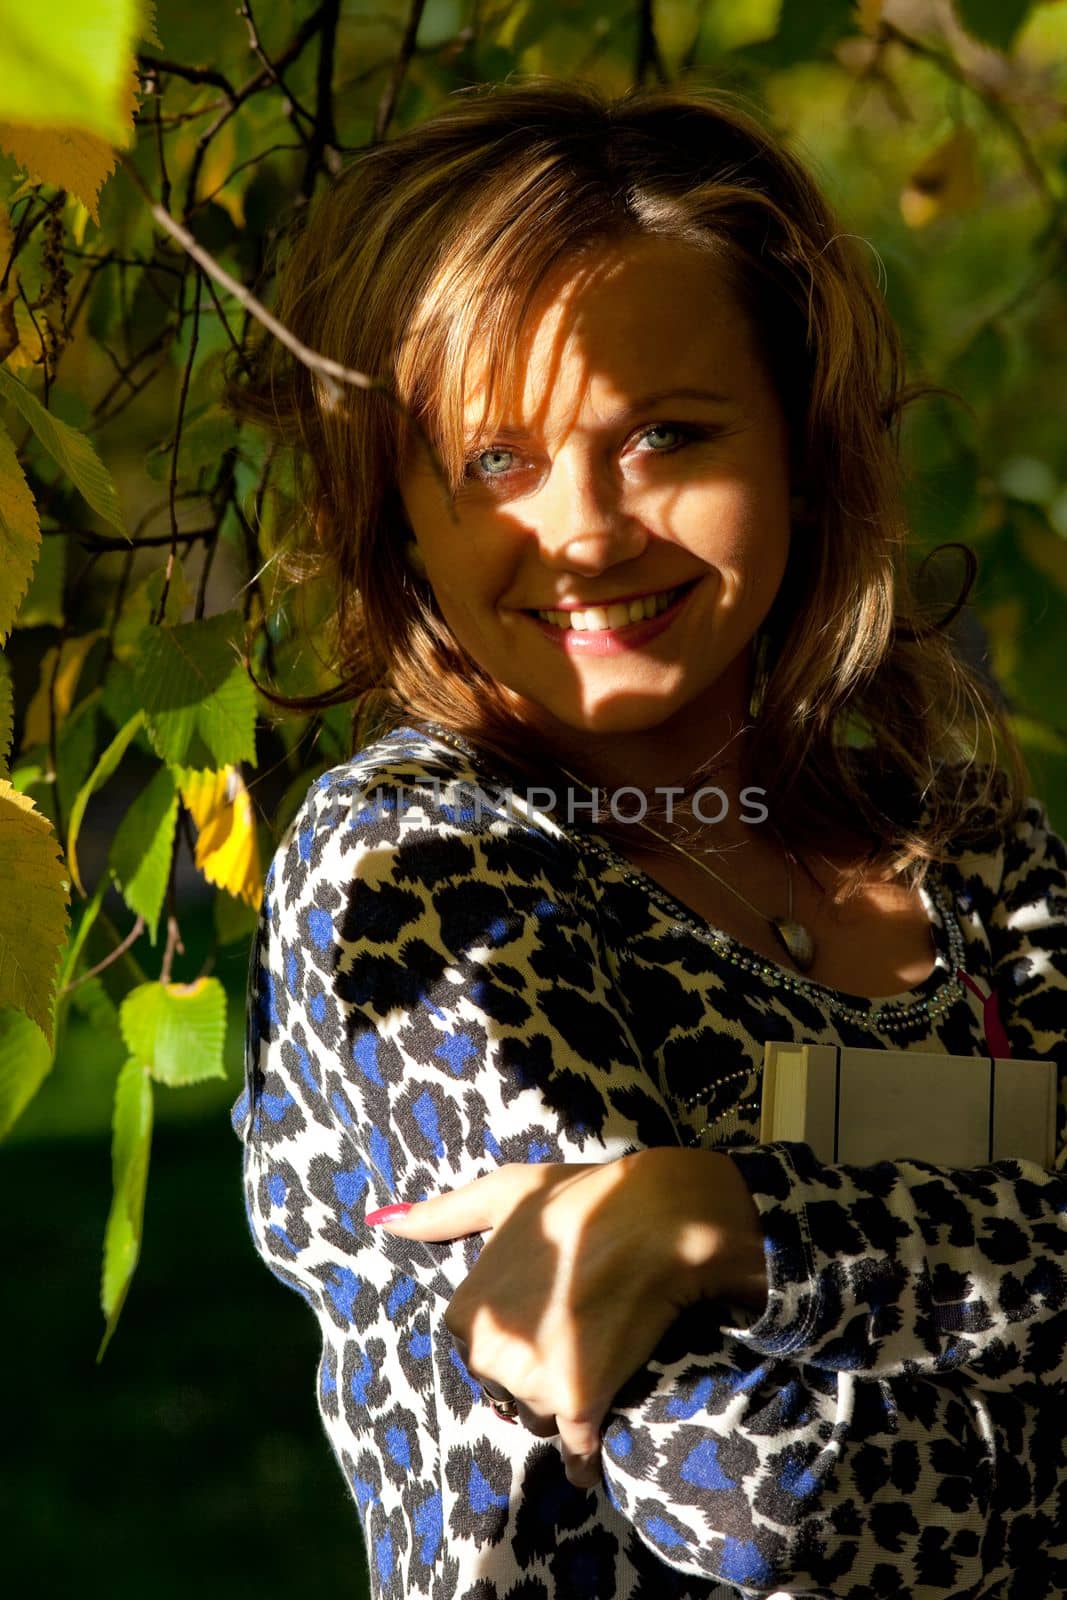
top-left (66, 709), bottom-right (146, 895)
top-left (0, 1005), bottom-right (54, 1139)
top-left (56, 688), bottom-right (101, 835)
top-left (13, 527), bottom-right (66, 629)
top-left (111, 558), bottom-right (193, 663)
top-left (98, 1059), bottom-right (153, 1361)
top-left (108, 765), bottom-right (179, 945)
top-left (135, 611), bottom-right (257, 771)
top-left (0, 370), bottom-right (128, 537)
top-left (119, 977), bottom-right (228, 1087)
top-left (214, 886), bottom-right (259, 948)
top-left (953, 0), bottom-right (1034, 52)
top-left (59, 873), bottom-right (110, 989)
top-left (0, 415), bottom-right (42, 645)
top-left (67, 973), bottom-right (119, 1031)
top-left (0, 0), bottom-right (141, 145)
top-left (0, 780), bottom-right (70, 1052)
top-left (735, 0), bottom-right (857, 67)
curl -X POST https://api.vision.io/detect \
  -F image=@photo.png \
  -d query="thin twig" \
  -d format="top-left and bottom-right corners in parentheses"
top-left (154, 266), bottom-right (202, 626)
top-left (301, 0), bottom-right (342, 196)
top-left (120, 153), bottom-right (404, 404)
top-left (374, 0), bottom-right (427, 144)
top-left (59, 915), bottom-right (147, 998)
top-left (635, 0), bottom-right (668, 87)
top-left (239, 0), bottom-right (317, 136)
top-left (137, 55), bottom-right (237, 96)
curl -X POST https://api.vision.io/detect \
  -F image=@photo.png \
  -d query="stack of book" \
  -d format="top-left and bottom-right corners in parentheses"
top-left (760, 1042), bottom-right (1057, 1167)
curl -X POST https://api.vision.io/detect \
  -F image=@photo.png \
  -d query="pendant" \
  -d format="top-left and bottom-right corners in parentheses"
top-left (770, 917), bottom-right (815, 973)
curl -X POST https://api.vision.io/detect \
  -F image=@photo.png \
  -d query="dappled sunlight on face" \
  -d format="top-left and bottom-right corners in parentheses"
top-left (397, 233), bottom-right (794, 785)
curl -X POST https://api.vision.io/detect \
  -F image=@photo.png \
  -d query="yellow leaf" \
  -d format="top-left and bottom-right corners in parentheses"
top-left (2, 297), bottom-right (44, 373)
top-left (858, 0), bottom-right (883, 32)
top-left (179, 765), bottom-right (263, 908)
top-left (0, 778), bottom-right (71, 1051)
top-left (900, 125), bottom-right (981, 228)
top-left (0, 58), bottom-right (140, 224)
top-left (0, 418), bottom-right (41, 645)
top-left (20, 628), bottom-right (104, 751)
top-left (197, 116), bottom-right (245, 230)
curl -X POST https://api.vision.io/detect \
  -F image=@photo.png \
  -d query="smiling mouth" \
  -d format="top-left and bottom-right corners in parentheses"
top-left (524, 579), bottom-right (699, 632)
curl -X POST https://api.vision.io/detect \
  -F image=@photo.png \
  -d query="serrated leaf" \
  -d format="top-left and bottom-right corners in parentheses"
top-left (20, 629), bottom-right (103, 750)
top-left (954, 0), bottom-right (1034, 52)
top-left (0, 779), bottom-right (70, 1050)
top-left (135, 611), bottom-right (257, 772)
top-left (0, 416), bottom-right (42, 645)
top-left (98, 1058), bottom-right (153, 1361)
top-left (119, 976), bottom-right (227, 1088)
top-left (0, 369), bottom-right (127, 535)
top-left (0, 1004), bottom-right (54, 1138)
top-left (108, 765), bottom-right (179, 945)
top-left (111, 557), bottom-right (193, 661)
top-left (0, 56), bottom-right (140, 224)
top-left (66, 709), bottom-right (145, 895)
top-left (13, 528), bottom-right (66, 628)
top-left (0, 0), bottom-right (141, 144)
top-left (0, 651), bottom-right (11, 776)
top-left (178, 764), bottom-right (263, 908)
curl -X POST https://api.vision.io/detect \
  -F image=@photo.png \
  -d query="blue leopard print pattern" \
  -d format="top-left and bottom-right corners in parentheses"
top-left (232, 724), bottom-right (1067, 1599)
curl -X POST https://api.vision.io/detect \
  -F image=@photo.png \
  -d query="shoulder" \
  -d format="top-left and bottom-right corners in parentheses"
top-left (265, 723), bottom-right (583, 916)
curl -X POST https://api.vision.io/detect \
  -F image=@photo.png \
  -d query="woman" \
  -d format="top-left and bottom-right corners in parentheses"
top-left (228, 78), bottom-right (1067, 1599)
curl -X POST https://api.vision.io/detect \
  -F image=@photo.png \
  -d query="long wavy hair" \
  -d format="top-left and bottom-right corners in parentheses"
top-left (225, 74), bottom-right (1028, 899)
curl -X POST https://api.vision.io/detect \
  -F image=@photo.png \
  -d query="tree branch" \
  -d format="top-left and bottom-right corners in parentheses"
top-left (374, 0), bottom-right (427, 144)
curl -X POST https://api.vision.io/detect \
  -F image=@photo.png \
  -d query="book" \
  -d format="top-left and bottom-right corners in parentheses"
top-left (760, 1042), bottom-right (1058, 1168)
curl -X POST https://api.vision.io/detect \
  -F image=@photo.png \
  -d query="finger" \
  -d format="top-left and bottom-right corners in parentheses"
top-left (556, 1416), bottom-right (603, 1488)
top-left (365, 1170), bottom-right (500, 1239)
top-left (511, 1400), bottom-right (558, 1439)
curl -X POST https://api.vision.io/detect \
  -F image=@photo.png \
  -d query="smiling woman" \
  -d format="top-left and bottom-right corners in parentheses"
top-left (223, 75), bottom-right (1067, 1600)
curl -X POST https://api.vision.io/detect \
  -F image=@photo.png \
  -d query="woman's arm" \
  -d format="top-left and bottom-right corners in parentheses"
top-left (716, 792), bottom-right (1067, 1385)
top-left (595, 794), bottom-right (1067, 1594)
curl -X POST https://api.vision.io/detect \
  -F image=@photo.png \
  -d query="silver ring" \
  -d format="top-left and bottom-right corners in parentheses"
top-left (480, 1383), bottom-right (519, 1419)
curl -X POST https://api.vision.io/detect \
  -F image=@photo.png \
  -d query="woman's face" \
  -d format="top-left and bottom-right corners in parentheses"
top-left (397, 233), bottom-right (794, 774)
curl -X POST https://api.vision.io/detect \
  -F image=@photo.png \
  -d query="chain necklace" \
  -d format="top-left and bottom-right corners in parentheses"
top-left (554, 760), bottom-right (817, 975)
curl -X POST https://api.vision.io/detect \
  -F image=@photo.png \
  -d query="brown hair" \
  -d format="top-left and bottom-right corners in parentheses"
top-left (225, 73), bottom-right (1028, 898)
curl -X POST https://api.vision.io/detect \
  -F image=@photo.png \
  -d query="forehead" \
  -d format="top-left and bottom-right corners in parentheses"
top-left (462, 234), bottom-right (760, 433)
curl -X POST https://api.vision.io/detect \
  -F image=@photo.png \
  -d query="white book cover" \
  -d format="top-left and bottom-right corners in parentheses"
top-left (761, 1043), bottom-right (1058, 1168)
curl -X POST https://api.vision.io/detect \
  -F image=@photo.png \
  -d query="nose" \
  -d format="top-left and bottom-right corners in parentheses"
top-left (534, 445), bottom-right (649, 575)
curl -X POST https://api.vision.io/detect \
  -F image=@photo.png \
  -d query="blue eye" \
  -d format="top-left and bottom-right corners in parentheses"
top-left (470, 448), bottom-right (515, 476)
top-left (639, 424), bottom-right (687, 452)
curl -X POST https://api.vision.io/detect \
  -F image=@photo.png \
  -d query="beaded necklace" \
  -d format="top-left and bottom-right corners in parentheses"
top-left (399, 720), bottom-right (970, 1143)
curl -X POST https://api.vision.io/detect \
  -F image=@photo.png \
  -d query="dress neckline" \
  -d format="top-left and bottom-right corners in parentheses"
top-left (385, 721), bottom-right (969, 1037)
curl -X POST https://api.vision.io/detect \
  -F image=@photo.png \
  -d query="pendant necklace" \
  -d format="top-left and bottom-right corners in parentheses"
top-left (554, 762), bottom-right (819, 974)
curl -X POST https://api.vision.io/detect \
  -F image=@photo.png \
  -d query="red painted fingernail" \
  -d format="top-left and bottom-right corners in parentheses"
top-left (365, 1204), bottom-right (413, 1226)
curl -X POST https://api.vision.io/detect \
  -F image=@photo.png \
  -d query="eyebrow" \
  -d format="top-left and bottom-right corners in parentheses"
top-left (463, 387), bottom-right (734, 443)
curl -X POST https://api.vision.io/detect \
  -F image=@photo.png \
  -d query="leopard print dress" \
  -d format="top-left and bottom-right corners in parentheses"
top-left (232, 722), bottom-right (1067, 1599)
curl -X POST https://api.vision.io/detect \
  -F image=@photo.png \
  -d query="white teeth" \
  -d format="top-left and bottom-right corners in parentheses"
top-left (536, 586), bottom-right (681, 631)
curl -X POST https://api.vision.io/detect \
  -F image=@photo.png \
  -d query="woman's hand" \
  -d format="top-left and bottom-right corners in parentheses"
top-left (365, 1148), bottom-right (767, 1489)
